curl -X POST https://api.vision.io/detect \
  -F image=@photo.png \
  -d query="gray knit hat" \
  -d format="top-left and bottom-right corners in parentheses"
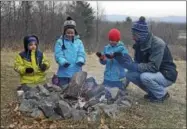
top-left (64, 16), bottom-right (76, 29)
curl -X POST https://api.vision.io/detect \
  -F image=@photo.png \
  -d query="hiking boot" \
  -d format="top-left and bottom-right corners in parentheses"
top-left (149, 92), bottom-right (170, 103)
top-left (144, 94), bottom-right (153, 99)
top-left (144, 92), bottom-right (155, 100)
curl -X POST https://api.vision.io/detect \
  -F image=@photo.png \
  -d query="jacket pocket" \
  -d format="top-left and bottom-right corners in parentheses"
top-left (161, 69), bottom-right (178, 82)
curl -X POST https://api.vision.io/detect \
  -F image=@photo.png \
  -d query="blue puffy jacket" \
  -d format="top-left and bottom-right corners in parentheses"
top-left (100, 41), bottom-right (128, 82)
top-left (54, 35), bottom-right (86, 77)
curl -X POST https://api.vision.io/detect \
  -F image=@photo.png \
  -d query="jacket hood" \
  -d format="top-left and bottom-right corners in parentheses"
top-left (23, 35), bottom-right (39, 52)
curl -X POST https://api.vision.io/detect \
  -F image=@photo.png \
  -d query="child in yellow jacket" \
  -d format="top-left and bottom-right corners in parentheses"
top-left (14, 35), bottom-right (50, 89)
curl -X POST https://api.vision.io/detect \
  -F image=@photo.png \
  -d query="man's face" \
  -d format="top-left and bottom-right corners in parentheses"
top-left (28, 42), bottom-right (37, 51)
top-left (65, 28), bottom-right (75, 40)
top-left (132, 32), bottom-right (140, 42)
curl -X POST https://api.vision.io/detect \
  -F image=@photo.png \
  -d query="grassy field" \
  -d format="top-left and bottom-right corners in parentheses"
top-left (1, 51), bottom-right (186, 128)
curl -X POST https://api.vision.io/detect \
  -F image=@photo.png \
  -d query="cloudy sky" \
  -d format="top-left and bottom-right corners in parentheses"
top-left (88, 1), bottom-right (186, 17)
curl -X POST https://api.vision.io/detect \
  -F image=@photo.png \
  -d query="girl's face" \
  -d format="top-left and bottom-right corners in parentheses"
top-left (65, 29), bottom-right (75, 40)
top-left (28, 42), bottom-right (37, 51)
top-left (109, 40), bottom-right (118, 46)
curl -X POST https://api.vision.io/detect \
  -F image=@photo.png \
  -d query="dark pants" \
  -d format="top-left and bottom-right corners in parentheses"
top-left (57, 77), bottom-right (71, 88)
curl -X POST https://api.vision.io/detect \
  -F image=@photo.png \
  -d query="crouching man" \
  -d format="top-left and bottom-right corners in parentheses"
top-left (114, 16), bottom-right (178, 102)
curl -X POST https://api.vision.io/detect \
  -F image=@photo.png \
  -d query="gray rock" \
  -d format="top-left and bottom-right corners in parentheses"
top-left (114, 96), bottom-right (131, 108)
top-left (44, 83), bottom-right (62, 92)
top-left (38, 100), bottom-right (55, 118)
top-left (120, 100), bottom-right (131, 107)
top-left (105, 87), bottom-right (120, 99)
top-left (64, 72), bottom-right (87, 99)
top-left (31, 108), bottom-right (43, 118)
top-left (83, 99), bottom-right (99, 110)
top-left (116, 89), bottom-right (128, 98)
top-left (49, 92), bottom-right (61, 103)
top-left (55, 100), bottom-right (72, 119)
top-left (17, 90), bottom-right (25, 102)
top-left (75, 97), bottom-right (87, 109)
top-left (24, 90), bottom-right (41, 101)
top-left (19, 99), bottom-right (38, 113)
top-left (60, 84), bottom-right (69, 92)
top-left (49, 113), bottom-right (63, 120)
top-left (88, 109), bottom-right (101, 122)
top-left (85, 85), bottom-right (105, 99)
top-left (37, 85), bottom-right (50, 96)
top-left (93, 103), bottom-right (119, 119)
top-left (71, 108), bottom-right (86, 120)
top-left (17, 85), bottom-right (31, 92)
top-left (82, 77), bottom-right (97, 92)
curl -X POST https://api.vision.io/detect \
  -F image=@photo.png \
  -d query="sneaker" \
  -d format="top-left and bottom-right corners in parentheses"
top-left (149, 92), bottom-right (170, 103)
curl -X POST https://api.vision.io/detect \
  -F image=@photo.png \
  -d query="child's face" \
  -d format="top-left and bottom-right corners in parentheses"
top-left (109, 40), bottom-right (118, 46)
top-left (65, 29), bottom-right (75, 40)
top-left (28, 42), bottom-right (37, 51)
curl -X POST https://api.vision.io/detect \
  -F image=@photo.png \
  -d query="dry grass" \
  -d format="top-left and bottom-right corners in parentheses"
top-left (1, 51), bottom-right (186, 128)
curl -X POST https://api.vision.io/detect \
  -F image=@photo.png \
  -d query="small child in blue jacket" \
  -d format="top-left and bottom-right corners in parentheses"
top-left (54, 17), bottom-right (86, 88)
top-left (96, 28), bottom-right (129, 90)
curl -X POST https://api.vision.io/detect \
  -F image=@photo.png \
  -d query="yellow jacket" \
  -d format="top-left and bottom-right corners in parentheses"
top-left (14, 50), bottom-right (50, 85)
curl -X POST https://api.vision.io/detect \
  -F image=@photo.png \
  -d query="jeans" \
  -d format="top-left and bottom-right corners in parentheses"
top-left (126, 71), bottom-right (173, 99)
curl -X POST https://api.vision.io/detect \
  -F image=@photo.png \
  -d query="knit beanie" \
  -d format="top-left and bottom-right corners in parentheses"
top-left (62, 16), bottom-right (77, 49)
top-left (108, 28), bottom-right (121, 42)
top-left (63, 16), bottom-right (77, 32)
top-left (131, 16), bottom-right (149, 42)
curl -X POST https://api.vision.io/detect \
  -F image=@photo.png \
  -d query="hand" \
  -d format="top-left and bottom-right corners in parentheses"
top-left (96, 52), bottom-right (102, 58)
top-left (105, 54), bottom-right (114, 59)
top-left (63, 63), bottom-right (70, 68)
top-left (40, 64), bottom-right (47, 71)
top-left (76, 62), bottom-right (84, 67)
top-left (96, 52), bottom-right (106, 61)
top-left (25, 67), bottom-right (34, 73)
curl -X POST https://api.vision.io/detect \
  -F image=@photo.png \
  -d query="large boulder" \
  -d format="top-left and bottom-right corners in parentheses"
top-left (64, 72), bottom-right (87, 99)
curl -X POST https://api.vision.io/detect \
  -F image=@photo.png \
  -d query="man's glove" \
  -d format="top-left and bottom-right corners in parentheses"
top-left (40, 64), bottom-right (47, 71)
top-left (25, 67), bottom-right (34, 73)
top-left (105, 54), bottom-right (114, 59)
top-left (63, 63), bottom-right (70, 68)
top-left (114, 53), bottom-right (138, 72)
top-left (113, 52), bottom-right (123, 57)
top-left (76, 62), bottom-right (84, 67)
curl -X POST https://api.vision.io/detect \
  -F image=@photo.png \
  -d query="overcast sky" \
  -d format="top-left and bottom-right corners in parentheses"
top-left (88, 1), bottom-right (186, 17)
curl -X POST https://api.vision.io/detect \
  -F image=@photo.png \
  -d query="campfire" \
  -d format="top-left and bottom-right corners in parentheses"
top-left (17, 71), bottom-right (131, 121)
